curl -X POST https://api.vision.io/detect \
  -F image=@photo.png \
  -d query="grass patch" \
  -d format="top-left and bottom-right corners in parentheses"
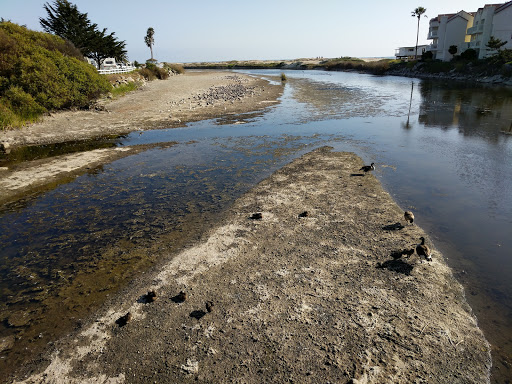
top-left (110, 81), bottom-right (139, 98)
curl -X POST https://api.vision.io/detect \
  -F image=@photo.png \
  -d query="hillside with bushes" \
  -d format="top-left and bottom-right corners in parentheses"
top-left (0, 21), bottom-right (112, 129)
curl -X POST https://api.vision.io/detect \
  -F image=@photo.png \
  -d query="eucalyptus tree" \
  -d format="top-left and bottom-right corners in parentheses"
top-left (145, 27), bottom-right (155, 62)
top-left (411, 7), bottom-right (427, 60)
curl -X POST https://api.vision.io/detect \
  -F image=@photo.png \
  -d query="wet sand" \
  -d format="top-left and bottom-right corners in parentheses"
top-left (11, 147), bottom-right (490, 383)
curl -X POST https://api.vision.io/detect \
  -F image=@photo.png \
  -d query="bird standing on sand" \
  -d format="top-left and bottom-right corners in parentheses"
top-left (404, 211), bottom-right (415, 225)
top-left (416, 237), bottom-right (432, 262)
top-left (359, 162), bottom-right (375, 175)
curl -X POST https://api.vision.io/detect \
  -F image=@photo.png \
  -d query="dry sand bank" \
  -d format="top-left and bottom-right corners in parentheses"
top-left (0, 72), bottom-right (283, 149)
top-left (12, 147), bottom-right (491, 384)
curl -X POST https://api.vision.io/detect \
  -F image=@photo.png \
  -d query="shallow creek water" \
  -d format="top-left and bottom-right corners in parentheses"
top-left (1, 70), bottom-right (511, 381)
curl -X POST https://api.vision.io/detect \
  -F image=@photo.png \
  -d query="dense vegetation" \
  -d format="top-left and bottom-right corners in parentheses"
top-left (0, 21), bottom-right (111, 129)
top-left (389, 48), bottom-right (512, 78)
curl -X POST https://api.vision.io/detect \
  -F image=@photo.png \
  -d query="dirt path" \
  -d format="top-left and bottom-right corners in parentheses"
top-left (12, 148), bottom-right (491, 384)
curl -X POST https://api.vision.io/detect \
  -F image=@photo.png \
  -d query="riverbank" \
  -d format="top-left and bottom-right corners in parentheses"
top-left (11, 147), bottom-right (491, 383)
top-left (0, 72), bottom-right (283, 206)
top-left (0, 71), bottom-right (283, 149)
top-left (183, 58), bottom-right (512, 86)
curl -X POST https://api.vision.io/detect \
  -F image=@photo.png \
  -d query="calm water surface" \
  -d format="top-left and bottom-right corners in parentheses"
top-left (1, 70), bottom-right (511, 381)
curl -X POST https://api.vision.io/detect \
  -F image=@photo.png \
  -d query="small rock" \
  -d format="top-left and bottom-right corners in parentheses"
top-left (181, 358), bottom-right (199, 374)
top-left (7, 312), bottom-right (30, 327)
top-left (0, 336), bottom-right (15, 353)
top-left (0, 142), bottom-right (11, 154)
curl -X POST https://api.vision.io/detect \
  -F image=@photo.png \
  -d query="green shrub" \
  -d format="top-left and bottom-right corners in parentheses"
top-left (164, 63), bottom-right (185, 74)
top-left (0, 21), bottom-right (112, 129)
top-left (110, 81), bottom-right (139, 98)
top-left (460, 49), bottom-right (478, 61)
top-left (422, 51), bottom-right (433, 61)
top-left (0, 99), bottom-right (20, 128)
top-left (140, 63), bottom-right (171, 80)
top-left (154, 67), bottom-right (169, 80)
top-left (138, 67), bottom-right (156, 81)
top-left (4, 85), bottom-right (46, 119)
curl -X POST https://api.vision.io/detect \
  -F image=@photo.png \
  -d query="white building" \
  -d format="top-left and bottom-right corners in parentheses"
top-left (428, 11), bottom-right (474, 61)
top-left (465, 1), bottom-right (512, 59)
top-left (397, 1), bottom-right (512, 62)
top-left (491, 1), bottom-right (512, 51)
top-left (466, 4), bottom-right (500, 58)
top-left (395, 45), bottom-right (429, 60)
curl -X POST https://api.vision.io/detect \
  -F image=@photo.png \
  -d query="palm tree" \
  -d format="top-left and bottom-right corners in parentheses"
top-left (145, 27), bottom-right (155, 61)
top-left (411, 7), bottom-right (427, 60)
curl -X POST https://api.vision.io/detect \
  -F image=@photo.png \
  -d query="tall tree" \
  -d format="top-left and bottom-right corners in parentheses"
top-left (144, 27), bottom-right (155, 61)
top-left (40, 0), bottom-right (127, 67)
top-left (88, 29), bottom-right (127, 69)
top-left (411, 7), bottom-right (427, 60)
top-left (39, 0), bottom-right (97, 54)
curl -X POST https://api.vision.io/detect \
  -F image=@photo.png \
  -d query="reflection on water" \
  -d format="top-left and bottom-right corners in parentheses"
top-left (1, 70), bottom-right (511, 381)
top-left (419, 80), bottom-right (512, 137)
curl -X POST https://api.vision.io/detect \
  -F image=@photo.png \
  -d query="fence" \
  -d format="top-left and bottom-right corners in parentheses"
top-left (98, 66), bottom-right (136, 75)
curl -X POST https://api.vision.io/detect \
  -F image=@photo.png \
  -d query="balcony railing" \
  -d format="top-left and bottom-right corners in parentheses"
top-left (467, 24), bottom-right (484, 34)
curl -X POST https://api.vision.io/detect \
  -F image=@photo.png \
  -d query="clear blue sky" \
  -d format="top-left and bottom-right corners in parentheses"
top-left (1, 0), bottom-right (495, 62)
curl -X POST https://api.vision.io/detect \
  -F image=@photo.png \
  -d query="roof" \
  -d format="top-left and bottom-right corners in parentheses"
top-left (495, 0), bottom-right (512, 13)
top-left (447, 10), bottom-right (473, 22)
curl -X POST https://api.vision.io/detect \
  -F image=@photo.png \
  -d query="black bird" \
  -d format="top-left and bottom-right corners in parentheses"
top-left (359, 162), bottom-right (375, 175)
top-left (404, 211), bottom-right (414, 225)
top-left (116, 312), bottom-right (132, 327)
top-left (171, 291), bottom-right (187, 303)
top-left (416, 237), bottom-right (432, 262)
top-left (145, 290), bottom-right (157, 303)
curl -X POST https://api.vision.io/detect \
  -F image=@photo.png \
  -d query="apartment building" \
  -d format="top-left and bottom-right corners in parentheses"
top-left (428, 11), bottom-right (474, 61)
top-left (396, 0), bottom-right (512, 61)
top-left (465, 3), bottom-right (504, 58)
top-left (491, 1), bottom-right (512, 51)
